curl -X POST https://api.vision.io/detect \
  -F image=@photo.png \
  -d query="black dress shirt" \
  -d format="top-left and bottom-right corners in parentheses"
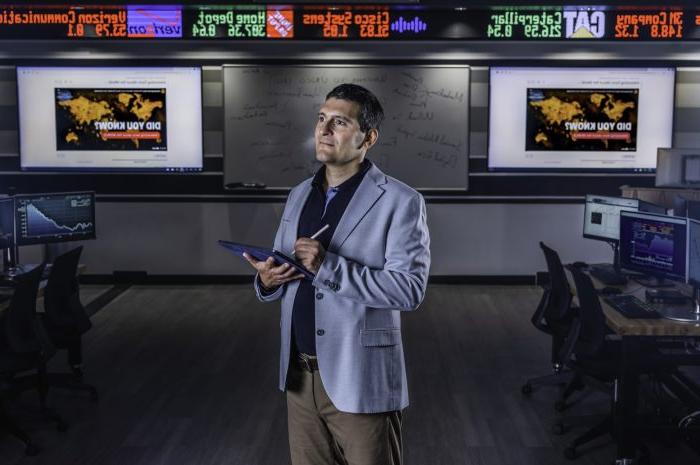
top-left (292, 160), bottom-right (371, 356)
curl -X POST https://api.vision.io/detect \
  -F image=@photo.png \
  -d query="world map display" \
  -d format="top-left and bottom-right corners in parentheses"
top-left (55, 88), bottom-right (167, 151)
top-left (525, 88), bottom-right (638, 151)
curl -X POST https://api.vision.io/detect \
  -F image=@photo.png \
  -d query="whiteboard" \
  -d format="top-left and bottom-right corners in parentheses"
top-left (223, 65), bottom-right (469, 189)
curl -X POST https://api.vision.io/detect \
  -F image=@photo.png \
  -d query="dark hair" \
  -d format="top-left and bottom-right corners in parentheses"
top-left (325, 84), bottom-right (384, 133)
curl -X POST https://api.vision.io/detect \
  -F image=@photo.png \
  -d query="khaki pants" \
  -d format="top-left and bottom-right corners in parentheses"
top-left (286, 357), bottom-right (402, 465)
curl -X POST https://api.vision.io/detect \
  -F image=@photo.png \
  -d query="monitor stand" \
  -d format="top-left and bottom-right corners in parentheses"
top-left (662, 286), bottom-right (700, 323)
top-left (43, 243), bottom-right (60, 264)
top-left (632, 275), bottom-right (675, 288)
top-left (589, 242), bottom-right (629, 283)
top-left (2, 242), bottom-right (18, 275)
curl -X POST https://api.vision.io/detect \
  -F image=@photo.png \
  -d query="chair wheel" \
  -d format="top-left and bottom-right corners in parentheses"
top-left (564, 446), bottom-right (577, 460)
top-left (521, 383), bottom-right (533, 395)
top-left (552, 423), bottom-right (567, 435)
top-left (25, 443), bottom-right (39, 456)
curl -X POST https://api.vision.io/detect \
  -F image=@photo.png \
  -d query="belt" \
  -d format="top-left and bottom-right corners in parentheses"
top-left (297, 353), bottom-right (319, 372)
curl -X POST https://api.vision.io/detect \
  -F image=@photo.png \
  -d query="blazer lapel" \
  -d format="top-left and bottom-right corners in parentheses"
top-left (328, 165), bottom-right (387, 252)
top-left (283, 180), bottom-right (312, 253)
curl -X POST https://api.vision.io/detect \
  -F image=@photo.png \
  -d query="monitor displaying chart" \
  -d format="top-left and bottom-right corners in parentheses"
top-left (14, 192), bottom-right (96, 245)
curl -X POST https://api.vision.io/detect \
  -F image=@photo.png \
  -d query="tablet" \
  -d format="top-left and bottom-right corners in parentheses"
top-left (218, 240), bottom-right (315, 280)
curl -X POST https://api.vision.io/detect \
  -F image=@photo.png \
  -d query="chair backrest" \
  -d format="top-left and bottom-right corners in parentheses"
top-left (4, 263), bottom-right (46, 353)
top-left (45, 246), bottom-right (82, 300)
top-left (539, 242), bottom-right (574, 322)
top-left (44, 246), bottom-right (91, 334)
top-left (568, 267), bottom-right (608, 357)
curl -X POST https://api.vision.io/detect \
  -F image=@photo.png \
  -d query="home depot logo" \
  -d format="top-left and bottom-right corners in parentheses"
top-left (267, 9), bottom-right (293, 38)
top-left (564, 10), bottom-right (605, 38)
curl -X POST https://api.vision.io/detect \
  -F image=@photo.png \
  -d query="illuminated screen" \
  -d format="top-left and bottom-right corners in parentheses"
top-left (619, 211), bottom-right (687, 281)
top-left (0, 5), bottom-right (182, 39)
top-left (583, 195), bottom-right (640, 242)
top-left (18, 67), bottom-right (202, 171)
top-left (14, 192), bottom-right (96, 246)
top-left (488, 67), bottom-right (675, 171)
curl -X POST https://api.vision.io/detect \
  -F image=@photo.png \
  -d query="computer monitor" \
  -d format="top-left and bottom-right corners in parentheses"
top-left (656, 148), bottom-right (700, 188)
top-left (671, 195), bottom-right (700, 221)
top-left (676, 218), bottom-right (700, 322)
top-left (0, 198), bottom-right (13, 250)
top-left (619, 211), bottom-right (687, 286)
top-left (584, 195), bottom-right (666, 243)
top-left (687, 219), bottom-right (700, 286)
top-left (583, 195), bottom-right (666, 271)
top-left (13, 192), bottom-right (96, 246)
top-left (672, 195), bottom-right (688, 217)
top-left (0, 197), bottom-right (15, 269)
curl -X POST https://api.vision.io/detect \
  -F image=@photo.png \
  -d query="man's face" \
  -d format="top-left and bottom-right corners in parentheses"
top-left (315, 98), bottom-right (368, 167)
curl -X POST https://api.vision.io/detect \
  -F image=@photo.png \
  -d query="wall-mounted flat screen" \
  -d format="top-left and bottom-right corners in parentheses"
top-left (488, 67), bottom-right (675, 172)
top-left (17, 67), bottom-right (202, 172)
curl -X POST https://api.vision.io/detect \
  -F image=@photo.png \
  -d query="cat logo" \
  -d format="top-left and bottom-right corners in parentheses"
top-left (563, 10), bottom-right (605, 39)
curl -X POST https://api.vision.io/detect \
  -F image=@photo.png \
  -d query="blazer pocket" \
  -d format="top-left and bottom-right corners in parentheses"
top-left (360, 328), bottom-right (401, 347)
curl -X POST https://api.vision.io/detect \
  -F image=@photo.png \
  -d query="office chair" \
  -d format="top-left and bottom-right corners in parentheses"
top-left (0, 264), bottom-right (66, 455)
top-left (560, 267), bottom-right (670, 462)
top-left (40, 246), bottom-right (97, 401)
top-left (521, 242), bottom-right (578, 398)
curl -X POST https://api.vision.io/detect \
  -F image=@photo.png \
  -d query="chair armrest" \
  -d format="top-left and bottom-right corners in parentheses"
top-left (531, 289), bottom-right (551, 331)
top-left (558, 316), bottom-right (582, 364)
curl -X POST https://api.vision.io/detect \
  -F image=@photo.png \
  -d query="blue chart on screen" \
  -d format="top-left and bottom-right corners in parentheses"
top-left (630, 221), bottom-right (674, 271)
top-left (16, 193), bottom-right (95, 244)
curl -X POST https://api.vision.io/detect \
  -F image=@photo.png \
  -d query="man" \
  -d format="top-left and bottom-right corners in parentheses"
top-left (243, 83), bottom-right (430, 465)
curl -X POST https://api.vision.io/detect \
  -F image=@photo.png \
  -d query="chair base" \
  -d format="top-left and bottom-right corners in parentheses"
top-left (522, 369), bottom-right (574, 396)
top-left (0, 399), bottom-right (39, 456)
top-left (47, 373), bottom-right (99, 402)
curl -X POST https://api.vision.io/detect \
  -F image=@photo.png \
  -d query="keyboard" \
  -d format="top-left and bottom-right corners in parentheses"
top-left (590, 266), bottom-right (628, 286)
top-left (603, 294), bottom-right (661, 319)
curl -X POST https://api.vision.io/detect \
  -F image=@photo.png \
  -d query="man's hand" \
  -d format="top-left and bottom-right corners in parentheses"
top-left (293, 238), bottom-right (326, 274)
top-left (243, 253), bottom-right (304, 290)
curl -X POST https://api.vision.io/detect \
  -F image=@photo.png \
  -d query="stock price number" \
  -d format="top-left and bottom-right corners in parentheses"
top-left (360, 24), bottom-right (388, 38)
top-left (650, 24), bottom-right (682, 38)
top-left (323, 24), bottom-right (349, 38)
top-left (67, 23), bottom-right (86, 37)
top-left (228, 24), bottom-right (265, 38)
top-left (192, 23), bottom-right (218, 37)
top-left (487, 24), bottom-right (512, 38)
top-left (524, 23), bottom-right (561, 38)
top-left (614, 24), bottom-right (639, 39)
top-left (94, 23), bottom-right (126, 37)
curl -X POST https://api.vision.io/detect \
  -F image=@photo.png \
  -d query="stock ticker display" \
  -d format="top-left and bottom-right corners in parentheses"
top-left (0, 4), bottom-right (699, 41)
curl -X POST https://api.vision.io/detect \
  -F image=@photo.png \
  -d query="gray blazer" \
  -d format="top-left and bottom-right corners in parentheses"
top-left (254, 164), bottom-right (431, 414)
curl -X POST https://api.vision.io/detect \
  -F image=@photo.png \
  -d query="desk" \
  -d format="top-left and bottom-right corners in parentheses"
top-left (574, 270), bottom-right (700, 462)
